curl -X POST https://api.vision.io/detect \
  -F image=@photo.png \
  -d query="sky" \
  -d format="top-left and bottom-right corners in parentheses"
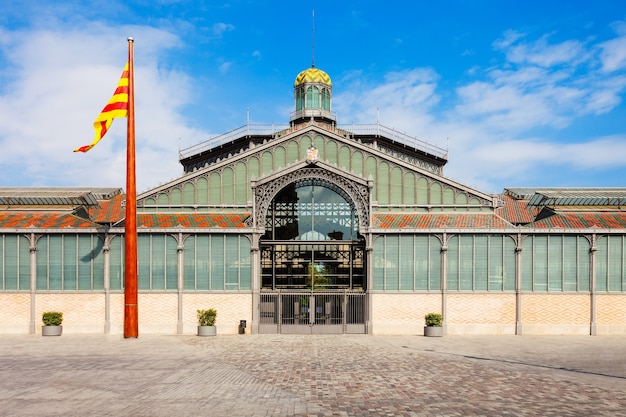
top-left (1, 1), bottom-right (625, 195)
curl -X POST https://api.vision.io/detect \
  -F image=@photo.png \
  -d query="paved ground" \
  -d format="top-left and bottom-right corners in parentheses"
top-left (1, 334), bottom-right (626, 416)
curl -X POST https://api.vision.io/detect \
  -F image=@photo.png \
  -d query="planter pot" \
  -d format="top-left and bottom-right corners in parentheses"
top-left (42, 325), bottom-right (62, 336)
top-left (424, 326), bottom-right (443, 337)
top-left (197, 325), bottom-right (216, 336)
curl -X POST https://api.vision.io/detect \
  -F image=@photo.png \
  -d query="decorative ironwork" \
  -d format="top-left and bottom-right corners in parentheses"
top-left (254, 167), bottom-right (370, 232)
top-left (377, 144), bottom-right (442, 174)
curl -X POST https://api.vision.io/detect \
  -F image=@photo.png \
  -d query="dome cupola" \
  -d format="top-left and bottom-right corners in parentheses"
top-left (294, 67), bottom-right (332, 87)
top-left (291, 66), bottom-right (335, 126)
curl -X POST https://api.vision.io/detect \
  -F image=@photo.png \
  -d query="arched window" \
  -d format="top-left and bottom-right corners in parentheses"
top-left (261, 180), bottom-right (364, 290)
top-left (296, 87), bottom-right (305, 111)
top-left (306, 86), bottom-right (320, 109)
top-left (321, 88), bottom-right (330, 110)
top-left (265, 182), bottom-right (358, 240)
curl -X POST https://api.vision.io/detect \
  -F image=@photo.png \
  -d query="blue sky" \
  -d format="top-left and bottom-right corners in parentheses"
top-left (1, 1), bottom-right (625, 194)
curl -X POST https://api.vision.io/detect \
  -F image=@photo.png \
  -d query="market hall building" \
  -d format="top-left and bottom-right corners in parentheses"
top-left (1, 66), bottom-right (626, 336)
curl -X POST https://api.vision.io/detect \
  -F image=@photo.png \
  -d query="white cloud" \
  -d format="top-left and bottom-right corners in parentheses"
top-left (507, 37), bottom-right (586, 67)
top-left (492, 29), bottom-right (525, 50)
top-left (219, 61), bottom-right (233, 73)
top-left (212, 22), bottom-right (235, 37)
top-left (334, 27), bottom-right (626, 193)
top-left (335, 68), bottom-right (439, 129)
top-left (599, 35), bottom-right (626, 73)
top-left (0, 23), bottom-right (209, 191)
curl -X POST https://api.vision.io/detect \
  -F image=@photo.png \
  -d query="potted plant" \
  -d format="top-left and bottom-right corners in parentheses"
top-left (424, 312), bottom-right (443, 337)
top-left (197, 308), bottom-right (217, 336)
top-left (42, 311), bottom-right (63, 336)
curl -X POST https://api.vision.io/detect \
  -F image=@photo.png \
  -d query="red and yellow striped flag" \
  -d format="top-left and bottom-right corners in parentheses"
top-left (74, 63), bottom-right (130, 153)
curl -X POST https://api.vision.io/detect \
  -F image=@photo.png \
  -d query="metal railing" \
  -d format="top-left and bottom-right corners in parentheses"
top-left (337, 123), bottom-right (448, 159)
top-left (178, 122), bottom-right (447, 161)
top-left (179, 123), bottom-right (290, 160)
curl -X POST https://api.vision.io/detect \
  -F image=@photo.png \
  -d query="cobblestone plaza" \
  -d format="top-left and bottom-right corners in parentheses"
top-left (2, 334), bottom-right (626, 416)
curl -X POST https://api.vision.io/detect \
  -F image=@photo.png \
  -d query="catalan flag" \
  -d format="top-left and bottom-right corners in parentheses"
top-left (74, 63), bottom-right (130, 153)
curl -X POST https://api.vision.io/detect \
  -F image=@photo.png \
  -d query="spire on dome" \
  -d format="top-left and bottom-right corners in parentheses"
top-left (291, 11), bottom-right (335, 126)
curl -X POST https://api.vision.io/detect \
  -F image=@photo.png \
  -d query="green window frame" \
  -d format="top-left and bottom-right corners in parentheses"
top-left (110, 235), bottom-right (125, 291)
top-left (306, 86), bottom-right (319, 108)
top-left (183, 235), bottom-right (251, 291)
top-left (596, 236), bottom-right (625, 292)
top-left (138, 234), bottom-right (178, 291)
top-left (522, 235), bottom-right (591, 292)
top-left (373, 235), bottom-right (441, 292)
top-left (36, 234), bottom-right (105, 291)
top-left (321, 88), bottom-right (330, 110)
top-left (296, 86), bottom-right (305, 111)
top-left (1, 235), bottom-right (30, 291)
top-left (447, 235), bottom-right (515, 292)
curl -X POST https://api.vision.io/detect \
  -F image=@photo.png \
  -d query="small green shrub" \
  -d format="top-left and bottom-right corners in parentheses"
top-left (197, 309), bottom-right (217, 326)
top-left (42, 311), bottom-right (63, 326)
top-left (424, 313), bottom-right (443, 327)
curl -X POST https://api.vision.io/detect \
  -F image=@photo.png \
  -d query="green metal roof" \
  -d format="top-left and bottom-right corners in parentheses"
top-left (524, 189), bottom-right (626, 207)
top-left (0, 187), bottom-right (122, 207)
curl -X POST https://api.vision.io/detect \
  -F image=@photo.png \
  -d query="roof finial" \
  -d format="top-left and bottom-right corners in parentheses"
top-left (312, 10), bottom-right (315, 68)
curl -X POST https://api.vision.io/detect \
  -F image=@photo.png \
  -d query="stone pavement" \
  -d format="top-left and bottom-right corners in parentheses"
top-left (1, 334), bottom-right (626, 416)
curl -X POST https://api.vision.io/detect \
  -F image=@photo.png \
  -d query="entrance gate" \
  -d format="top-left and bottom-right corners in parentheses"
top-left (259, 291), bottom-right (367, 334)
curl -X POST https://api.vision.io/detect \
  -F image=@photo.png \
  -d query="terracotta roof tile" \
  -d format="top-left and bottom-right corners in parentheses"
top-left (497, 194), bottom-right (537, 224)
top-left (372, 213), bottom-right (513, 229)
top-left (137, 213), bottom-right (249, 228)
top-left (0, 211), bottom-right (100, 229)
top-left (88, 194), bottom-right (125, 224)
top-left (529, 212), bottom-right (626, 229)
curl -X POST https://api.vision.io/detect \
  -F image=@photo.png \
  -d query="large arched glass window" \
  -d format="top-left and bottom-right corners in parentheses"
top-left (261, 180), bottom-right (364, 290)
top-left (265, 181), bottom-right (358, 241)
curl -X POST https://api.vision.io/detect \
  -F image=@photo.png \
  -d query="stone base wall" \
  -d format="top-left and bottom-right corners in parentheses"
top-left (597, 294), bottom-right (626, 324)
top-left (0, 292), bottom-right (252, 335)
top-left (0, 294), bottom-right (30, 334)
top-left (1, 291), bottom-right (626, 335)
top-left (182, 293), bottom-right (252, 335)
top-left (371, 292), bottom-right (626, 336)
top-left (520, 294), bottom-right (589, 335)
top-left (446, 294), bottom-right (516, 335)
top-left (371, 293), bottom-right (441, 335)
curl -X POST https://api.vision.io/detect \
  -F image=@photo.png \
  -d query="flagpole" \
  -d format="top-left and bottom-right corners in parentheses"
top-left (124, 37), bottom-right (138, 338)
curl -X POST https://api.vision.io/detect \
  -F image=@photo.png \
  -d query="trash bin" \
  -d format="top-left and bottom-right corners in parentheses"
top-left (239, 320), bottom-right (247, 334)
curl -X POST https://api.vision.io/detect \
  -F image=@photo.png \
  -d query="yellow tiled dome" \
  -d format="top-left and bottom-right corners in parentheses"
top-left (294, 67), bottom-right (332, 87)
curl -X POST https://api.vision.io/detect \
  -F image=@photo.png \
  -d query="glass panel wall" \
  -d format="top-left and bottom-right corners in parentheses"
top-left (447, 235), bottom-right (516, 292)
top-left (596, 236), bottom-right (625, 292)
top-left (110, 235), bottom-right (125, 290)
top-left (184, 235), bottom-right (251, 291)
top-left (35, 234), bottom-right (105, 291)
top-left (373, 235), bottom-right (442, 291)
top-left (521, 235), bottom-right (591, 292)
top-left (0, 235), bottom-right (30, 291)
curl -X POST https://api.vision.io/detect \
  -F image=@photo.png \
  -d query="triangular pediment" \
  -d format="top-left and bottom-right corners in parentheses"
top-left (139, 122), bottom-right (495, 212)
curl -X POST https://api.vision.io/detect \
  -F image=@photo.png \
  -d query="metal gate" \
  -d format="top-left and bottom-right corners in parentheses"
top-left (259, 291), bottom-right (368, 334)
